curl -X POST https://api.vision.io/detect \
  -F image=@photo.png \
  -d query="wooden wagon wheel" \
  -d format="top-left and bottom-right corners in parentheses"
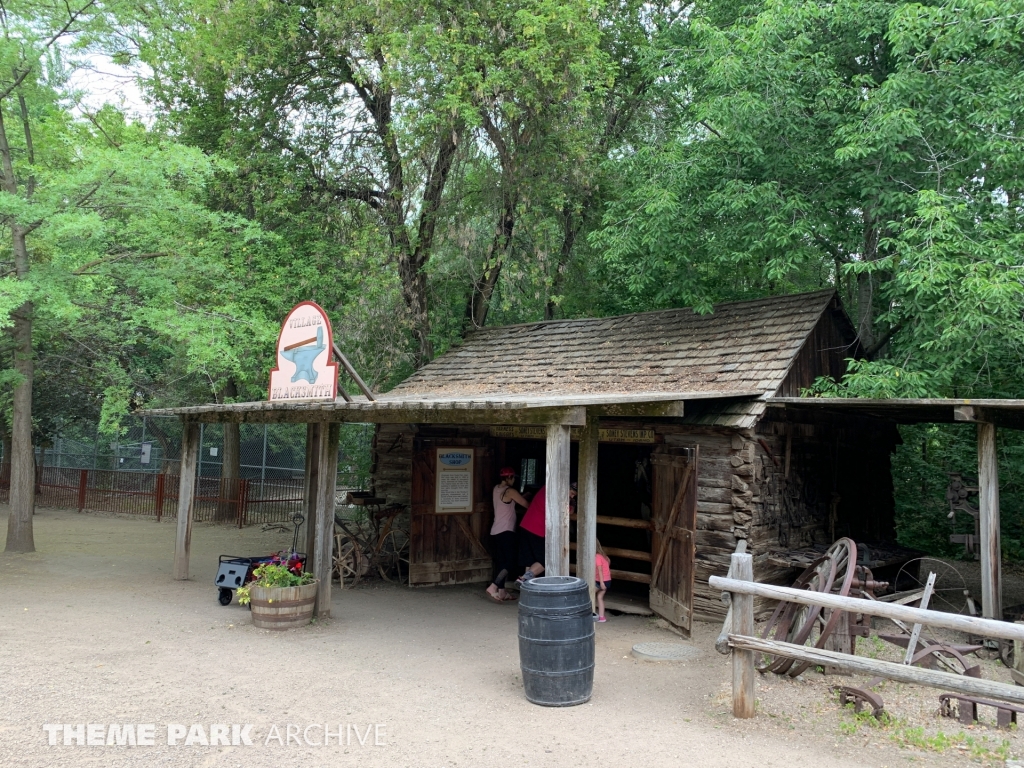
top-left (333, 531), bottom-right (363, 586)
top-left (757, 538), bottom-right (858, 676)
top-left (376, 528), bottom-right (410, 584)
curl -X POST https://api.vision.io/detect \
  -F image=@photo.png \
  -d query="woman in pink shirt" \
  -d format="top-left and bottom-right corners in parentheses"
top-left (487, 467), bottom-right (530, 603)
top-left (517, 482), bottom-right (577, 584)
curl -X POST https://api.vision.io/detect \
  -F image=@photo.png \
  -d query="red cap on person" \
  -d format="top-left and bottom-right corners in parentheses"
top-left (499, 466), bottom-right (516, 478)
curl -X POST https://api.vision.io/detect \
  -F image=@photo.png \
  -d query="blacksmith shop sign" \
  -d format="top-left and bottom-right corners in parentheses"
top-left (436, 449), bottom-right (474, 514)
top-left (268, 302), bottom-right (339, 402)
top-left (489, 426), bottom-right (657, 444)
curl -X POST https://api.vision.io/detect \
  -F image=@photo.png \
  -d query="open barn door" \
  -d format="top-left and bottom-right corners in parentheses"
top-left (649, 447), bottom-right (698, 634)
top-left (409, 442), bottom-right (493, 586)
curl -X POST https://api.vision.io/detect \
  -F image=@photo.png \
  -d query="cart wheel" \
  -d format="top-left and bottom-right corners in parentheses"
top-left (218, 588), bottom-right (233, 606)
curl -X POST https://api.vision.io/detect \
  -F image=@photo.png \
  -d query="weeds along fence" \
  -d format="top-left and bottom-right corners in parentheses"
top-left (0, 465), bottom-right (314, 525)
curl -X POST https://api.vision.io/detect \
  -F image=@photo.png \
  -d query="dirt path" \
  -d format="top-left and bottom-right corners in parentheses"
top-left (1, 507), bottom-right (1018, 767)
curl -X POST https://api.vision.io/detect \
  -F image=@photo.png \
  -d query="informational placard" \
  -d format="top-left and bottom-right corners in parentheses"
top-left (435, 448), bottom-right (474, 514)
top-left (268, 301), bottom-right (339, 402)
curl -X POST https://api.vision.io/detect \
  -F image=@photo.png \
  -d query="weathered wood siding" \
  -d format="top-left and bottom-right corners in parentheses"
top-left (371, 424), bottom-right (415, 507)
top-left (372, 415), bottom-right (897, 622)
top-left (775, 298), bottom-right (857, 397)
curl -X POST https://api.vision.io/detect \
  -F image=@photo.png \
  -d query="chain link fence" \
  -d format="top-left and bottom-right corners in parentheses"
top-left (0, 418), bottom-right (374, 525)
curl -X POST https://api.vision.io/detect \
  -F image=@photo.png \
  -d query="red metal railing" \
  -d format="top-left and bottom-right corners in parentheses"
top-left (0, 465), bottom-right (305, 526)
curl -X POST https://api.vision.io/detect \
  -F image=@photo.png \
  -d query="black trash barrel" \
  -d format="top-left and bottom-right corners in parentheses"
top-left (518, 576), bottom-right (595, 706)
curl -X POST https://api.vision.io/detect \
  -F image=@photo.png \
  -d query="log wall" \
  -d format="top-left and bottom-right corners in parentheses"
top-left (371, 415), bottom-right (898, 623)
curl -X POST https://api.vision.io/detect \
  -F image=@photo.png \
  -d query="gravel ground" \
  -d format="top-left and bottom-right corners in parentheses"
top-left (1, 507), bottom-right (1020, 767)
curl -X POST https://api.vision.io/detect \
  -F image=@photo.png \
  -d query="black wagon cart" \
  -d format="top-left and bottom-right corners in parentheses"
top-left (214, 553), bottom-right (307, 606)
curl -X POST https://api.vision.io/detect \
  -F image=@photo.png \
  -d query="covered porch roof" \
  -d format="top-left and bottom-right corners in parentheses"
top-left (767, 395), bottom-right (1024, 623)
top-left (141, 389), bottom-right (763, 425)
top-left (766, 397), bottom-right (1024, 430)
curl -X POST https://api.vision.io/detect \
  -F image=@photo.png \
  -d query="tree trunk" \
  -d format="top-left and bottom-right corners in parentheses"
top-left (144, 418), bottom-right (181, 475)
top-left (857, 271), bottom-right (875, 351)
top-left (857, 211), bottom-right (881, 351)
top-left (396, 248), bottom-right (433, 366)
top-left (215, 381), bottom-right (241, 522)
top-left (465, 193), bottom-right (516, 331)
top-left (545, 203), bottom-right (582, 321)
top-left (0, 88), bottom-right (37, 550)
top-left (5, 296), bottom-right (35, 552)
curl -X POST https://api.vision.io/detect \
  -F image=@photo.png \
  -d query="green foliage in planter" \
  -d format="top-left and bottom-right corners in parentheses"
top-left (237, 563), bottom-right (315, 606)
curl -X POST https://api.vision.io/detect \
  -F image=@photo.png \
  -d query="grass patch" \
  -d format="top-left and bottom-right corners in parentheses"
top-left (837, 704), bottom-right (1012, 763)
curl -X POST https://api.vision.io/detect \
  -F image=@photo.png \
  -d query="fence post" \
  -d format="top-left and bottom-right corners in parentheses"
top-left (237, 478), bottom-right (249, 529)
top-left (77, 469), bottom-right (88, 513)
top-left (155, 473), bottom-right (166, 522)
top-left (731, 550), bottom-right (755, 718)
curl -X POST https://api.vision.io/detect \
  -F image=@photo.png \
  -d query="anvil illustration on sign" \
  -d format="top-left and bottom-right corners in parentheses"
top-left (280, 326), bottom-right (327, 384)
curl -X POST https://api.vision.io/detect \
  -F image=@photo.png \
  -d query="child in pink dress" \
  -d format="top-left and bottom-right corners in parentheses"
top-left (595, 547), bottom-right (611, 622)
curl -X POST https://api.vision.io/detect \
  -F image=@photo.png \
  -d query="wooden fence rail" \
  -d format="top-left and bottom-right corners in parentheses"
top-left (711, 556), bottom-right (1024, 718)
top-left (0, 465), bottom-right (309, 526)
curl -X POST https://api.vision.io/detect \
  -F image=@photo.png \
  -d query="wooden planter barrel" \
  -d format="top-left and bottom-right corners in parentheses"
top-left (249, 581), bottom-right (318, 630)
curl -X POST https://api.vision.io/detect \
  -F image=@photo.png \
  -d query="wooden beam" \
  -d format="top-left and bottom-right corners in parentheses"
top-left (955, 404), bottom-right (1024, 431)
top-left (731, 552), bottom-right (755, 718)
top-left (978, 421), bottom-right (1002, 619)
top-left (569, 564), bottom-right (651, 584)
top-left (591, 401), bottom-right (684, 418)
top-left (709, 576), bottom-right (1024, 641)
top-left (954, 405), bottom-right (980, 422)
top-left (570, 542), bottom-right (650, 563)
top-left (173, 421), bottom-right (200, 580)
top-left (332, 342), bottom-right (375, 401)
top-left (904, 571), bottom-right (936, 664)
top-left (571, 513), bottom-right (653, 530)
top-left (545, 423), bottom-right (571, 576)
top-left (729, 634), bottom-right (1024, 706)
top-left (178, 405), bottom-right (589, 426)
top-left (312, 422), bottom-right (340, 617)
top-left (577, 412), bottom-right (599, 608)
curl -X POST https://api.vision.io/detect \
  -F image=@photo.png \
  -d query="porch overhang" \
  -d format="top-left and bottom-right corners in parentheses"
top-left (766, 397), bottom-right (1024, 430)
top-left (767, 396), bottom-right (1024, 621)
top-left (141, 389), bottom-right (764, 425)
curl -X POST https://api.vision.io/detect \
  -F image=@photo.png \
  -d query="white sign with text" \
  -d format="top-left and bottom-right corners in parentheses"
top-left (435, 448), bottom-right (474, 514)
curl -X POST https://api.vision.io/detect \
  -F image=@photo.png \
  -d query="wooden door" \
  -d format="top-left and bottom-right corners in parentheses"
top-left (409, 442), bottom-right (493, 586)
top-left (649, 447), bottom-right (698, 634)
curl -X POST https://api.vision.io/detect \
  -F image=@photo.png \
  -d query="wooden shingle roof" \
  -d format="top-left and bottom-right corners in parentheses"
top-left (391, 289), bottom-right (841, 401)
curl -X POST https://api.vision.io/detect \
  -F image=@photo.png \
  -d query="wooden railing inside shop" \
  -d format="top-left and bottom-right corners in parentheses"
top-left (569, 512), bottom-right (654, 584)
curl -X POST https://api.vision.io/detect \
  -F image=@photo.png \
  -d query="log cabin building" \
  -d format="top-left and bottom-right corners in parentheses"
top-left (369, 289), bottom-right (903, 627)
top-left (157, 289), bottom-right (1020, 635)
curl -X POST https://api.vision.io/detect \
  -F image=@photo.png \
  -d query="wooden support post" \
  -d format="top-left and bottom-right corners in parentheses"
top-left (978, 422), bottom-right (1002, 620)
top-left (303, 423), bottom-right (321, 560)
top-left (312, 422), bottom-right (339, 618)
top-left (77, 469), bottom-right (88, 513)
top-left (577, 412), bottom-right (599, 608)
top-left (154, 472), bottom-right (165, 522)
top-left (1014, 621), bottom-right (1024, 679)
top-left (545, 423), bottom-right (571, 577)
top-left (237, 478), bottom-right (250, 529)
top-left (731, 551), bottom-right (755, 718)
top-left (173, 421), bottom-right (200, 580)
